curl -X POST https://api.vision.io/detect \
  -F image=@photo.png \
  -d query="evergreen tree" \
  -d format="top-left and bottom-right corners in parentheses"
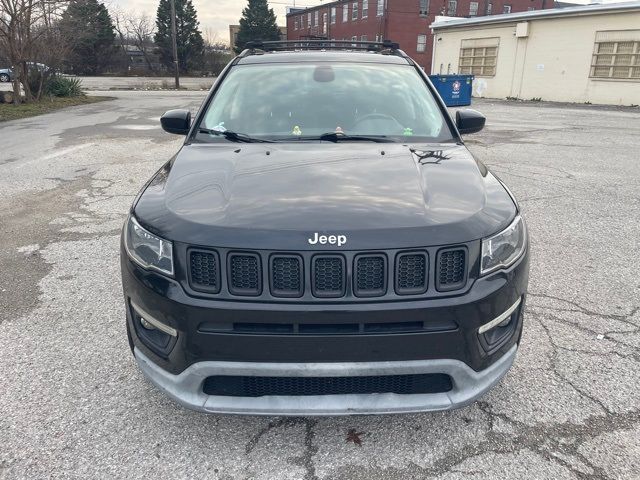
top-left (59, 0), bottom-right (116, 75)
top-left (235, 0), bottom-right (280, 54)
top-left (154, 0), bottom-right (205, 73)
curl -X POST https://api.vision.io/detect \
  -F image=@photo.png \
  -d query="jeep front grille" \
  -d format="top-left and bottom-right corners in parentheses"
top-left (186, 245), bottom-right (469, 300)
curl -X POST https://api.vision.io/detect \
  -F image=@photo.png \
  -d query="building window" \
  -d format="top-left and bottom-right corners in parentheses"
top-left (308, 12), bottom-right (312, 26)
top-left (419, 0), bottom-right (429, 15)
top-left (323, 13), bottom-right (328, 34)
top-left (314, 10), bottom-right (319, 27)
top-left (591, 32), bottom-right (640, 80)
top-left (331, 6), bottom-right (337, 24)
top-left (459, 38), bottom-right (499, 76)
top-left (469, 2), bottom-right (478, 16)
top-left (503, 5), bottom-right (511, 13)
top-left (417, 34), bottom-right (427, 52)
top-left (343, 4), bottom-right (349, 22)
top-left (377, 0), bottom-right (384, 16)
top-left (447, 0), bottom-right (457, 16)
top-left (487, 2), bottom-right (492, 14)
top-left (294, 18), bottom-right (299, 30)
top-left (352, 2), bottom-right (359, 20)
top-left (527, 7), bottom-right (535, 11)
top-left (362, 0), bottom-right (369, 18)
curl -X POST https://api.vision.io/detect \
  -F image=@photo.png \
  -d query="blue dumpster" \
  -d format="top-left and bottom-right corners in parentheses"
top-left (428, 74), bottom-right (474, 107)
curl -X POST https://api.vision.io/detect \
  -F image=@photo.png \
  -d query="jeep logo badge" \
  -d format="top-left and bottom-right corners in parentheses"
top-left (308, 232), bottom-right (347, 247)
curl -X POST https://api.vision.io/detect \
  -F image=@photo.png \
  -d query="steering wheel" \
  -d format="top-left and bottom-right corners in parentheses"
top-left (351, 112), bottom-right (404, 131)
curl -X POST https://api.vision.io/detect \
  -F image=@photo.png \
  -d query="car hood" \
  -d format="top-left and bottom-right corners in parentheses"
top-left (134, 143), bottom-right (516, 249)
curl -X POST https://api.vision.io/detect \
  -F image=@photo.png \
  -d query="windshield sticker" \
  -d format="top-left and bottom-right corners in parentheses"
top-left (292, 126), bottom-right (302, 136)
top-left (403, 127), bottom-right (414, 136)
top-left (335, 126), bottom-right (344, 134)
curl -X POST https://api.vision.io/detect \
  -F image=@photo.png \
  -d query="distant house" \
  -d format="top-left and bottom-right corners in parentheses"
top-left (229, 25), bottom-right (288, 49)
top-left (122, 44), bottom-right (163, 73)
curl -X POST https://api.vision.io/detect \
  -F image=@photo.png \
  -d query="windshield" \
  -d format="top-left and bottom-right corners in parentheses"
top-left (198, 63), bottom-right (453, 143)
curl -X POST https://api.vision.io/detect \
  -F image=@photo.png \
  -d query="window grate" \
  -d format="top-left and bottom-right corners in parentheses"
top-left (591, 39), bottom-right (640, 80)
top-left (459, 45), bottom-right (498, 76)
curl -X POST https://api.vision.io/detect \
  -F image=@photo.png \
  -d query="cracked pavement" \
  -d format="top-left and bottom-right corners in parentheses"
top-left (1, 93), bottom-right (639, 479)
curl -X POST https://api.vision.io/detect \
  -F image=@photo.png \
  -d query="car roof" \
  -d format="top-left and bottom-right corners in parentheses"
top-left (237, 50), bottom-right (412, 65)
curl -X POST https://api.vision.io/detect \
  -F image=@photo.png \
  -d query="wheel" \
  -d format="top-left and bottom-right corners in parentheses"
top-left (0, 73), bottom-right (9, 83)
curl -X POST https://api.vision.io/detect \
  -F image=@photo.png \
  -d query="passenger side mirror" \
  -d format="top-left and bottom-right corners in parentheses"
top-left (456, 109), bottom-right (485, 135)
top-left (161, 109), bottom-right (191, 135)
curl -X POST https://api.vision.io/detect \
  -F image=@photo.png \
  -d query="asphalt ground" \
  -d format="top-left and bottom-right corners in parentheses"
top-left (0, 92), bottom-right (639, 479)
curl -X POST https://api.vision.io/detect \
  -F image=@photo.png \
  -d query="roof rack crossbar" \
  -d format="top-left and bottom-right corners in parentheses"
top-left (241, 39), bottom-right (404, 57)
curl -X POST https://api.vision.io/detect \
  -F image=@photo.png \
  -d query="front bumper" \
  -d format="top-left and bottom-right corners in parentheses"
top-left (122, 243), bottom-right (529, 415)
top-left (134, 344), bottom-right (518, 415)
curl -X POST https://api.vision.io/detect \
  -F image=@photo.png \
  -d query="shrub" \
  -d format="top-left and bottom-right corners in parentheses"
top-left (46, 76), bottom-right (84, 97)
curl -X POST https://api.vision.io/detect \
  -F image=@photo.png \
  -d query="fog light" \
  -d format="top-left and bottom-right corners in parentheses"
top-left (140, 317), bottom-right (156, 330)
top-left (130, 301), bottom-right (178, 337)
top-left (478, 298), bottom-right (521, 334)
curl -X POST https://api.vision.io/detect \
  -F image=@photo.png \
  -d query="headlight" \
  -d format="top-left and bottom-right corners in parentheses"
top-left (124, 215), bottom-right (174, 276)
top-left (480, 215), bottom-right (526, 275)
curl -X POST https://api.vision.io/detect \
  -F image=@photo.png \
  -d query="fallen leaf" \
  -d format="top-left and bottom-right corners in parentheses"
top-left (346, 428), bottom-right (364, 446)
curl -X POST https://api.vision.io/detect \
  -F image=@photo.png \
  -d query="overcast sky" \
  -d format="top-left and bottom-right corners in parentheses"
top-left (106, 0), bottom-right (325, 44)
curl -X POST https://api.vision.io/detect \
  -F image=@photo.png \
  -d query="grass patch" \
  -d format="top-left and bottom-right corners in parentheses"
top-left (0, 96), bottom-right (113, 122)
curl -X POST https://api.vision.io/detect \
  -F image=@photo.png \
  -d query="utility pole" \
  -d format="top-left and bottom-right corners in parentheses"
top-left (170, 0), bottom-right (180, 89)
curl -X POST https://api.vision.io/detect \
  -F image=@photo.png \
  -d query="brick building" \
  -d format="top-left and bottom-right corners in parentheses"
top-left (286, 0), bottom-right (551, 73)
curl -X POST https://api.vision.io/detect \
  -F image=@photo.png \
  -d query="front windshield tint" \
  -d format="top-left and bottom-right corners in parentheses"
top-left (199, 63), bottom-right (452, 142)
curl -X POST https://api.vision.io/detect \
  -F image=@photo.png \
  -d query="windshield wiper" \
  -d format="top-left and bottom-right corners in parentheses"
top-left (317, 132), bottom-right (394, 143)
top-left (198, 128), bottom-right (274, 143)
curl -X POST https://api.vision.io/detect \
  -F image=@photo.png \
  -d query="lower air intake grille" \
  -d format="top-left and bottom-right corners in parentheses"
top-left (354, 255), bottom-right (387, 297)
top-left (396, 252), bottom-right (428, 295)
top-left (312, 256), bottom-right (345, 298)
top-left (189, 250), bottom-right (220, 293)
top-left (437, 248), bottom-right (467, 291)
top-left (203, 374), bottom-right (453, 397)
top-left (271, 255), bottom-right (303, 297)
top-left (229, 253), bottom-right (262, 296)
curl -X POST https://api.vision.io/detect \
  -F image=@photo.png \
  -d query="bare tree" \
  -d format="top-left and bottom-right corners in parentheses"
top-left (112, 8), bottom-right (156, 73)
top-left (0, 0), bottom-right (68, 103)
top-left (126, 12), bottom-right (155, 72)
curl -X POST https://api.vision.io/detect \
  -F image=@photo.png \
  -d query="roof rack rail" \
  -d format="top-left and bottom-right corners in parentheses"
top-left (240, 39), bottom-right (406, 57)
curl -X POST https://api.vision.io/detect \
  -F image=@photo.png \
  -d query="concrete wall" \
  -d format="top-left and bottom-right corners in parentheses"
top-left (432, 10), bottom-right (640, 105)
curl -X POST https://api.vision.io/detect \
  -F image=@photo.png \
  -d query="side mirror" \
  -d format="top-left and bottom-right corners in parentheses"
top-left (161, 109), bottom-right (191, 135)
top-left (456, 109), bottom-right (485, 135)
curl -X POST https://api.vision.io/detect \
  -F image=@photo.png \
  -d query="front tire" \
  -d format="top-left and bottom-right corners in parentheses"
top-left (0, 74), bottom-right (10, 83)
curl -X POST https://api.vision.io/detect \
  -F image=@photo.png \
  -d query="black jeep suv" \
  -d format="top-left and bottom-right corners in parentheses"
top-left (121, 41), bottom-right (529, 415)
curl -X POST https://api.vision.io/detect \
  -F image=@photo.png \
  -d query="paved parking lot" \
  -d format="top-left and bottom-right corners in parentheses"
top-left (0, 76), bottom-right (213, 92)
top-left (1, 92), bottom-right (639, 479)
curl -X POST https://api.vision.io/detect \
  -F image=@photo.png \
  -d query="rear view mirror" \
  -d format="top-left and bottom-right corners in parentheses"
top-left (161, 109), bottom-right (191, 135)
top-left (456, 109), bottom-right (485, 135)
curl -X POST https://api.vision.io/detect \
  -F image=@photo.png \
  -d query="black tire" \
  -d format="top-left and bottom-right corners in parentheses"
top-left (0, 74), bottom-right (10, 83)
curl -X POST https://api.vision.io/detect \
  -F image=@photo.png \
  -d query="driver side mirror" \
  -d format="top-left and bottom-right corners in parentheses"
top-left (456, 109), bottom-right (485, 135)
top-left (161, 109), bottom-right (191, 135)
